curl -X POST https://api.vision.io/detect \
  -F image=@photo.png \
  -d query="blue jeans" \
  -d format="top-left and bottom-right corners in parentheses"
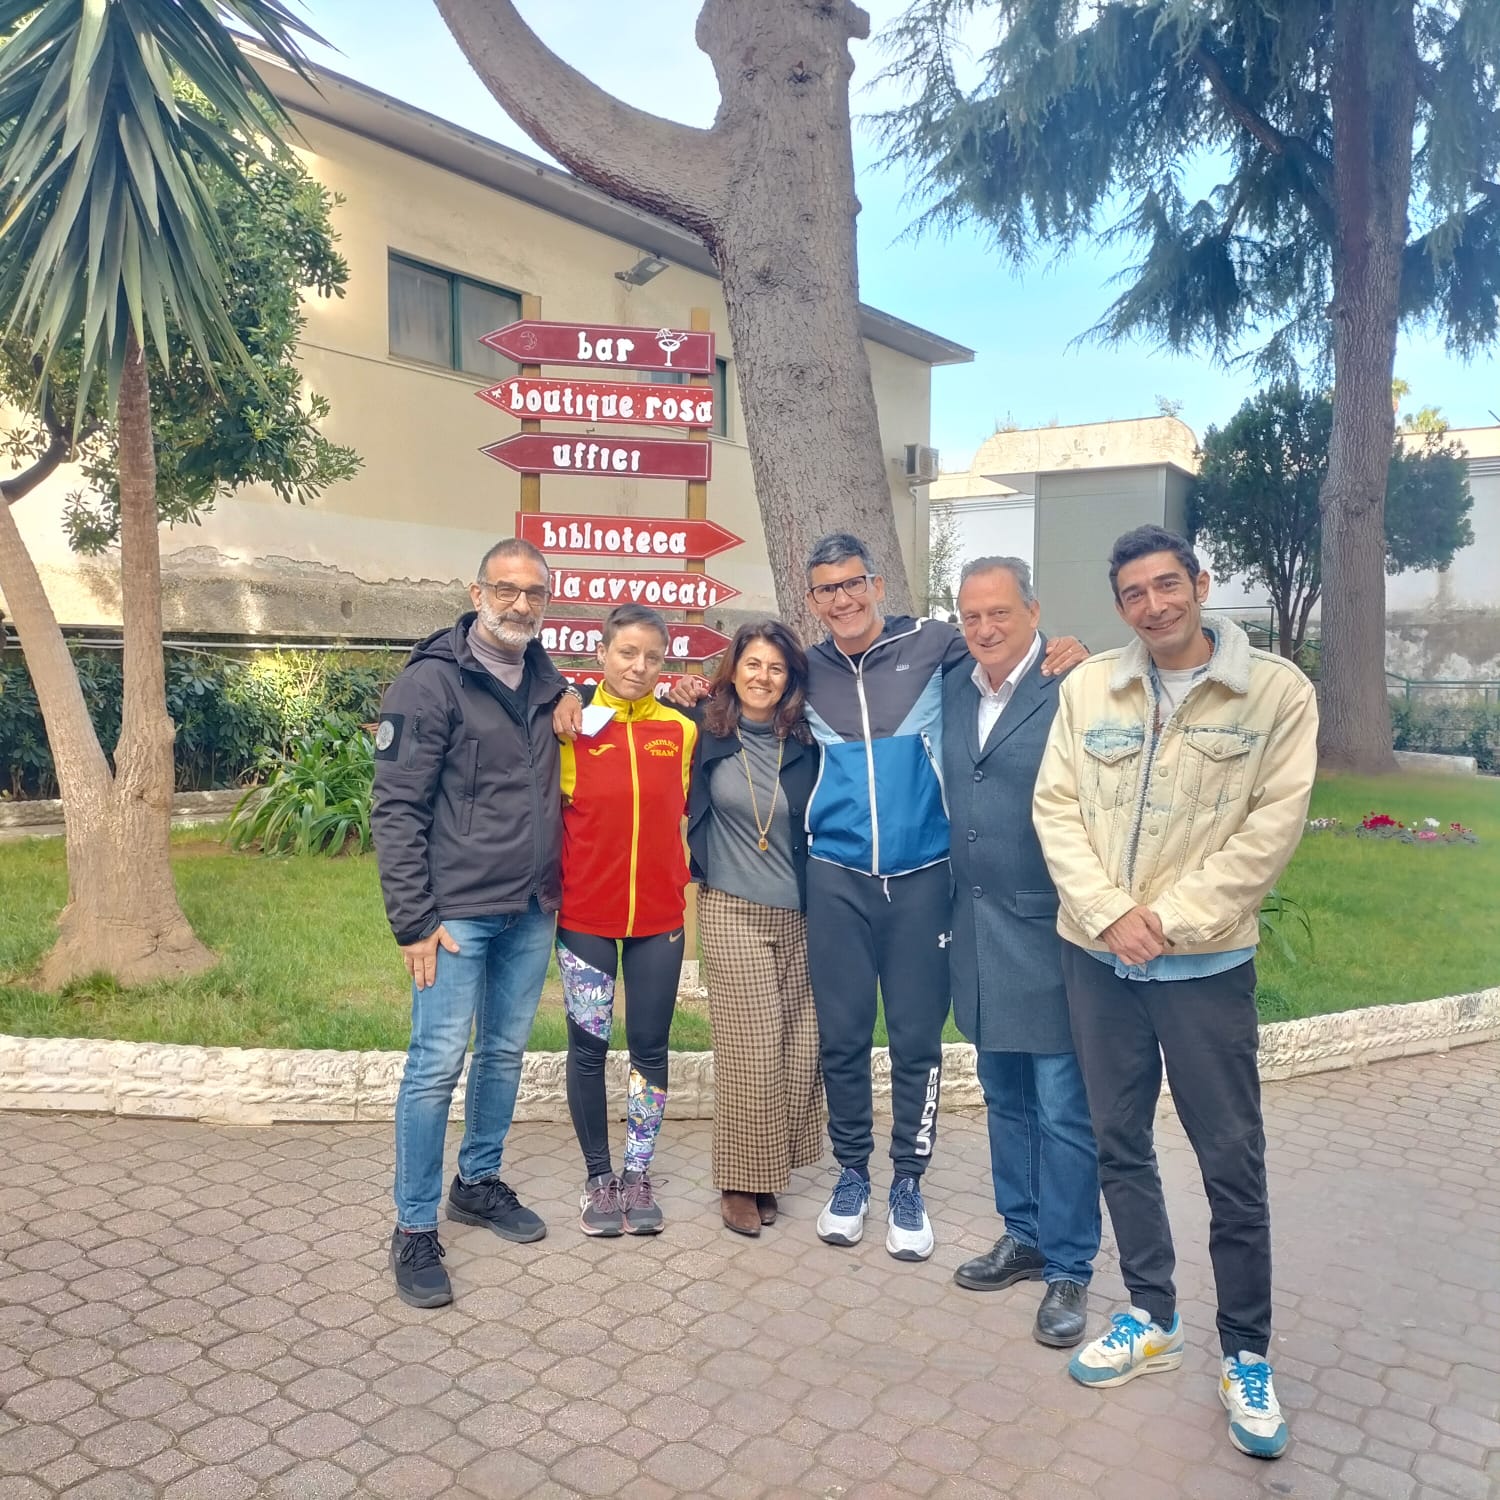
top-left (975, 1048), bottom-right (1101, 1285)
top-left (393, 904), bottom-right (555, 1230)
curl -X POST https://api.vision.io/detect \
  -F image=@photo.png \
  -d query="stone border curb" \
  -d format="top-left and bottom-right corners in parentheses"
top-left (1, 987), bottom-right (1494, 1125)
top-left (0, 786), bottom-right (238, 834)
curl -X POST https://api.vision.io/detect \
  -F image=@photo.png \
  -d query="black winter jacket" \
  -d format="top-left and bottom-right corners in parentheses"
top-left (371, 615), bottom-right (567, 944)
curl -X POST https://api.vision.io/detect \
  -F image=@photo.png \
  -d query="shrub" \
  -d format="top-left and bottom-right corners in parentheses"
top-left (227, 716), bottom-right (375, 856)
top-left (1390, 697), bottom-right (1500, 771)
top-left (0, 646), bottom-right (399, 798)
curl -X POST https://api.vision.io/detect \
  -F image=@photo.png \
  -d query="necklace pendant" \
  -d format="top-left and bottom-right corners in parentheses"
top-left (758, 836), bottom-right (769, 852)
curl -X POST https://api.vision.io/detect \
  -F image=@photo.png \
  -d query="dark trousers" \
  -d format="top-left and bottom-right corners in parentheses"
top-left (1061, 943), bottom-right (1271, 1357)
top-left (806, 859), bottom-right (952, 1179)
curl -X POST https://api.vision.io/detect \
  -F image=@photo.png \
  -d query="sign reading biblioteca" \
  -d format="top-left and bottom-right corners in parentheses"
top-left (516, 512), bottom-right (743, 561)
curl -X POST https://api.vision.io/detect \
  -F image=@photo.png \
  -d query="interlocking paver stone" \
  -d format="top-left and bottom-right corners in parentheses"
top-left (0, 1043), bottom-right (1495, 1497)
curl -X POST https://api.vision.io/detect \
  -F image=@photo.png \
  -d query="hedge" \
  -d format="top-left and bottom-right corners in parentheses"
top-left (0, 647), bottom-right (400, 799)
top-left (1390, 697), bottom-right (1500, 771)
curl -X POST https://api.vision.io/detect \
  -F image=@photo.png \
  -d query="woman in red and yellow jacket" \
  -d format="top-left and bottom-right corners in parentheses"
top-left (557, 604), bottom-right (697, 1237)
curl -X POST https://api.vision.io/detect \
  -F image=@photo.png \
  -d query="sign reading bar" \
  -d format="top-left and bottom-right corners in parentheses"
top-left (518, 512), bottom-right (743, 561)
top-left (560, 669), bottom-right (684, 701)
top-left (544, 620), bottom-right (732, 660)
top-left (551, 567), bottom-right (740, 610)
top-left (478, 377), bottom-right (715, 429)
top-left (481, 319), bottom-right (715, 374)
top-left (483, 433), bottom-right (711, 482)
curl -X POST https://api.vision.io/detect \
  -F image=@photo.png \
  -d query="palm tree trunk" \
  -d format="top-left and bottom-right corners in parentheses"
top-left (40, 332), bottom-right (213, 986)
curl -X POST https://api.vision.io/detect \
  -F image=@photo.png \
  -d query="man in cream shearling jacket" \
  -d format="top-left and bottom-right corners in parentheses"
top-left (1033, 525), bottom-right (1317, 1463)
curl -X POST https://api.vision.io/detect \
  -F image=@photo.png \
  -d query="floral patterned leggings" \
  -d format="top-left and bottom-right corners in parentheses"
top-left (556, 927), bottom-right (684, 1180)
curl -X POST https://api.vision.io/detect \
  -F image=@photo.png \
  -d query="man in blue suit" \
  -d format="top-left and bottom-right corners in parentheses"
top-left (944, 557), bottom-right (1100, 1349)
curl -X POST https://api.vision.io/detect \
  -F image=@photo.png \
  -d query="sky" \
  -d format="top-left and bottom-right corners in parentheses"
top-left (299, 0), bottom-right (1499, 470)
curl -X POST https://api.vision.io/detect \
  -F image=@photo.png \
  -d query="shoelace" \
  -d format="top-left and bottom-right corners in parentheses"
top-left (889, 1177), bottom-right (925, 1230)
top-left (587, 1178), bottom-right (622, 1213)
top-left (622, 1173), bottom-right (656, 1210)
top-left (829, 1168), bottom-right (868, 1215)
top-left (398, 1231), bottom-right (445, 1271)
top-left (477, 1179), bottom-right (522, 1215)
top-left (1229, 1359), bottom-right (1273, 1411)
top-left (1100, 1312), bottom-right (1151, 1350)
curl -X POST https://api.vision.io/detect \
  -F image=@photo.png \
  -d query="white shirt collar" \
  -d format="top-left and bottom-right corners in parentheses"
top-left (971, 632), bottom-right (1042, 701)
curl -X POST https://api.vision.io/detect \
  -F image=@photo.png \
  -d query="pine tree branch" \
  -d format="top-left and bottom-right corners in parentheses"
top-left (432, 0), bottom-right (728, 239)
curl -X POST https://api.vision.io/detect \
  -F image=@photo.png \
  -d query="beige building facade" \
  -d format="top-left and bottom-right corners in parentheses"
top-left (2, 54), bottom-right (970, 643)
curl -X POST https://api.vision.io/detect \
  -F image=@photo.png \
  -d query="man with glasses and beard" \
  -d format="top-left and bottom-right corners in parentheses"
top-left (373, 537), bottom-right (579, 1308)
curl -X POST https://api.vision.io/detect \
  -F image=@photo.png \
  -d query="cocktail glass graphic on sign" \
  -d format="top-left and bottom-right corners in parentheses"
top-left (656, 328), bottom-right (686, 367)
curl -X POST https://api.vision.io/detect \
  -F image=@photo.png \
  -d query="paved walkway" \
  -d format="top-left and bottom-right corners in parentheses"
top-left (1, 1045), bottom-right (1497, 1500)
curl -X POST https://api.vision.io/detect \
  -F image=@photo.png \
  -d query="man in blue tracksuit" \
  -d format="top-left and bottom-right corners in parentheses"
top-left (799, 534), bottom-right (1082, 1262)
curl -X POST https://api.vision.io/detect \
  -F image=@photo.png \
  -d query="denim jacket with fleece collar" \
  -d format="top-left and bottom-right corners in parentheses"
top-left (1032, 614), bottom-right (1319, 956)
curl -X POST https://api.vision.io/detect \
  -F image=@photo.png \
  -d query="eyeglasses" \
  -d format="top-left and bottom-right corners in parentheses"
top-left (808, 574), bottom-right (874, 604)
top-left (477, 580), bottom-right (550, 608)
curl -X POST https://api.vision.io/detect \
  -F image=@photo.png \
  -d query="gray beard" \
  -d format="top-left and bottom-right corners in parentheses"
top-left (476, 602), bottom-right (535, 656)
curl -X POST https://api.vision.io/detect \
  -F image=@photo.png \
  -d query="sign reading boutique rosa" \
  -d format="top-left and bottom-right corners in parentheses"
top-left (483, 433), bottom-right (711, 482)
top-left (480, 319), bottom-right (715, 374)
top-left (478, 377), bottom-right (715, 429)
top-left (544, 619), bottom-right (732, 660)
top-left (517, 512), bottom-right (743, 561)
top-left (550, 566), bottom-right (740, 610)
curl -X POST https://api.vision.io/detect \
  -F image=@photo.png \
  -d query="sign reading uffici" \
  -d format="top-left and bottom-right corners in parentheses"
top-left (477, 314), bottom-right (742, 674)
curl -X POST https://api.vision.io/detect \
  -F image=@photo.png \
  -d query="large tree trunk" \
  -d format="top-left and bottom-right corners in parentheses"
top-left (433, 0), bottom-right (910, 644)
top-left (1318, 0), bottom-right (1416, 773)
top-left (39, 336), bottom-right (213, 987)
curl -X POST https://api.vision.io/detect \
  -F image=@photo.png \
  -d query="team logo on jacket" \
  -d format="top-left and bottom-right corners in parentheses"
top-left (587, 744), bottom-right (617, 756)
top-left (644, 737), bottom-right (678, 758)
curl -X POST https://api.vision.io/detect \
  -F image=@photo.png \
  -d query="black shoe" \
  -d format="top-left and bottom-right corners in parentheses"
top-left (390, 1229), bottom-right (452, 1309)
top-left (1034, 1278), bottom-right (1088, 1348)
top-left (953, 1233), bottom-right (1046, 1292)
top-left (446, 1174), bottom-right (547, 1243)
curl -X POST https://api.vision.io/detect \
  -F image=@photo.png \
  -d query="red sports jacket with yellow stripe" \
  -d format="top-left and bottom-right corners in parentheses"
top-left (558, 687), bottom-right (697, 937)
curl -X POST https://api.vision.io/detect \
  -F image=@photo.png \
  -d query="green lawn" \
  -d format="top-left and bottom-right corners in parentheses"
top-left (0, 772), bottom-right (1494, 1050)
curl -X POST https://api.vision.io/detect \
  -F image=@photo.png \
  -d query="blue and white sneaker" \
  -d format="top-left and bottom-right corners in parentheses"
top-left (816, 1166), bottom-right (870, 1246)
top-left (1220, 1353), bottom-right (1288, 1459)
top-left (885, 1175), bottom-right (934, 1262)
top-left (1068, 1306), bottom-right (1185, 1388)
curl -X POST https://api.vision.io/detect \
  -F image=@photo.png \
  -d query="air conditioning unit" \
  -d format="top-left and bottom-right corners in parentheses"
top-left (904, 443), bottom-right (940, 483)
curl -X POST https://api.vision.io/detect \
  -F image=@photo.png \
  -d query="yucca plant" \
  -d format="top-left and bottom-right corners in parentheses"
top-left (1259, 886), bottom-right (1314, 965)
top-left (228, 717), bottom-right (374, 857)
top-left (0, 1), bottom-right (322, 985)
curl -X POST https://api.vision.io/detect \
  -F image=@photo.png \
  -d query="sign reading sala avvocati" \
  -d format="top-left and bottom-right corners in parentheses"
top-left (480, 319), bottom-right (715, 374)
top-left (517, 512), bottom-right (743, 561)
top-left (550, 567), bottom-right (740, 610)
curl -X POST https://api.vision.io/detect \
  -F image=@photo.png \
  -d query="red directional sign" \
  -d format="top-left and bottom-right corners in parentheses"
top-left (477, 377), bottom-right (715, 428)
top-left (518, 512), bottom-right (743, 561)
top-left (482, 433), bottom-right (711, 482)
top-left (560, 670), bottom-right (685, 699)
top-left (543, 620), bottom-right (732, 660)
top-left (551, 567), bottom-right (740, 611)
top-left (481, 319), bottom-right (716, 374)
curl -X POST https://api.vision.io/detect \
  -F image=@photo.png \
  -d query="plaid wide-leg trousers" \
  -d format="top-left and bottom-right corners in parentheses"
top-left (698, 886), bottom-right (825, 1193)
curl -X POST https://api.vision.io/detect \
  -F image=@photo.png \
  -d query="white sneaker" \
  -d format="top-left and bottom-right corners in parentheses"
top-left (1068, 1307), bottom-right (1184, 1388)
top-left (885, 1176), bottom-right (934, 1262)
top-left (816, 1166), bottom-right (870, 1246)
top-left (1220, 1353), bottom-right (1288, 1459)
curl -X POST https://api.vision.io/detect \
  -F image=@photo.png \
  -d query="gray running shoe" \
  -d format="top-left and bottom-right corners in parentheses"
top-left (579, 1173), bottom-right (624, 1237)
top-left (619, 1169), bottom-right (664, 1235)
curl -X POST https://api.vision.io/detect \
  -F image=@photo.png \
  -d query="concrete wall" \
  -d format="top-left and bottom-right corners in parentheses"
top-left (2, 111), bottom-right (940, 642)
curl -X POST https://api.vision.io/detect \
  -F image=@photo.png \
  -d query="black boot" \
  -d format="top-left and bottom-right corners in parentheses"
top-left (953, 1233), bottom-right (1046, 1291)
top-left (1034, 1279), bottom-right (1088, 1347)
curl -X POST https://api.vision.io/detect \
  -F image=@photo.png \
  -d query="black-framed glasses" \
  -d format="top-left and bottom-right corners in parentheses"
top-left (808, 574), bottom-right (873, 604)
top-left (476, 580), bottom-right (550, 608)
